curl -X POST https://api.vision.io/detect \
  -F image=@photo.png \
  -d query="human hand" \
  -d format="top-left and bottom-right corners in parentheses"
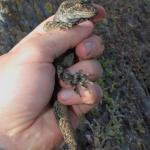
top-left (0, 5), bottom-right (105, 150)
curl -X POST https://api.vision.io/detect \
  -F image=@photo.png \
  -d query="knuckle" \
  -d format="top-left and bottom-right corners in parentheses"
top-left (81, 83), bottom-right (103, 105)
top-left (91, 83), bottom-right (103, 104)
top-left (93, 35), bottom-right (105, 54)
top-left (86, 60), bottom-right (103, 80)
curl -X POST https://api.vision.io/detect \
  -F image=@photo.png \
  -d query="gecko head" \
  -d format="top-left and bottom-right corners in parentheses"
top-left (54, 1), bottom-right (97, 25)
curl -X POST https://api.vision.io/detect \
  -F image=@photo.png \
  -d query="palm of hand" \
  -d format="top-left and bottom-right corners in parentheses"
top-left (0, 55), bottom-right (64, 149)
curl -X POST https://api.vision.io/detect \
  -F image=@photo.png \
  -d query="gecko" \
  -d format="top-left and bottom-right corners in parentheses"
top-left (43, 0), bottom-right (97, 149)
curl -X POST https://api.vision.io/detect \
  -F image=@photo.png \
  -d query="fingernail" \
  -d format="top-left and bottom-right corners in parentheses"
top-left (62, 90), bottom-right (72, 100)
top-left (85, 42), bottom-right (94, 56)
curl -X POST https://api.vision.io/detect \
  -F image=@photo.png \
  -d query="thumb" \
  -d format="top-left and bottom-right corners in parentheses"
top-left (11, 18), bottom-right (94, 63)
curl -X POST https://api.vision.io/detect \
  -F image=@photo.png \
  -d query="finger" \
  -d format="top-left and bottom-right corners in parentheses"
top-left (92, 5), bottom-right (106, 23)
top-left (71, 83), bottom-right (103, 118)
top-left (68, 60), bottom-right (103, 81)
top-left (76, 35), bottom-right (104, 60)
top-left (12, 20), bottom-right (94, 64)
top-left (58, 82), bottom-right (103, 106)
top-left (59, 60), bottom-right (103, 88)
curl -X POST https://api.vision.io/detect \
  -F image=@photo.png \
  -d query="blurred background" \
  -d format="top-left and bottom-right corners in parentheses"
top-left (0, 0), bottom-right (149, 149)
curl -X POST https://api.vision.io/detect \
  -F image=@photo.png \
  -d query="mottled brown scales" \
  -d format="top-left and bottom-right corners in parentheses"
top-left (44, 0), bottom-right (97, 150)
top-left (54, 101), bottom-right (77, 150)
top-left (44, 0), bottom-right (97, 31)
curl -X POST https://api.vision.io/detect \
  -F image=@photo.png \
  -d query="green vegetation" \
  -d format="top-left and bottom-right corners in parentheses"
top-left (45, 2), bottom-right (53, 13)
top-left (89, 54), bottom-right (125, 144)
top-left (105, 117), bottom-right (124, 144)
top-left (89, 107), bottom-right (100, 118)
top-left (134, 119), bottom-right (145, 134)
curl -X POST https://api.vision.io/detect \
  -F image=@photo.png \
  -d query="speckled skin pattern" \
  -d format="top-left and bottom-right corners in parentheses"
top-left (44, 1), bottom-right (97, 149)
top-left (44, 0), bottom-right (97, 31)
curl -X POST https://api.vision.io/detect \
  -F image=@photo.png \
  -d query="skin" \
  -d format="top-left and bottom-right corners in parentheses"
top-left (0, 5), bottom-right (105, 150)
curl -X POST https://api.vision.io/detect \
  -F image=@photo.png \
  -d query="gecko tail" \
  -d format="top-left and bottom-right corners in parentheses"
top-left (54, 101), bottom-right (78, 150)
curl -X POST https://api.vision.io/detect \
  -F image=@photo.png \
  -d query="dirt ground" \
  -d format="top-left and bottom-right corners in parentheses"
top-left (0, 0), bottom-right (149, 150)
top-left (76, 0), bottom-right (150, 149)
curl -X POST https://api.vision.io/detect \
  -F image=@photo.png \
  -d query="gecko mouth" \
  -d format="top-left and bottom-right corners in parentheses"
top-left (74, 11), bottom-right (97, 18)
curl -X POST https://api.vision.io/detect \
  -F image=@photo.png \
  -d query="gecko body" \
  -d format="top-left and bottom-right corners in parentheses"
top-left (44, 1), bottom-right (97, 149)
